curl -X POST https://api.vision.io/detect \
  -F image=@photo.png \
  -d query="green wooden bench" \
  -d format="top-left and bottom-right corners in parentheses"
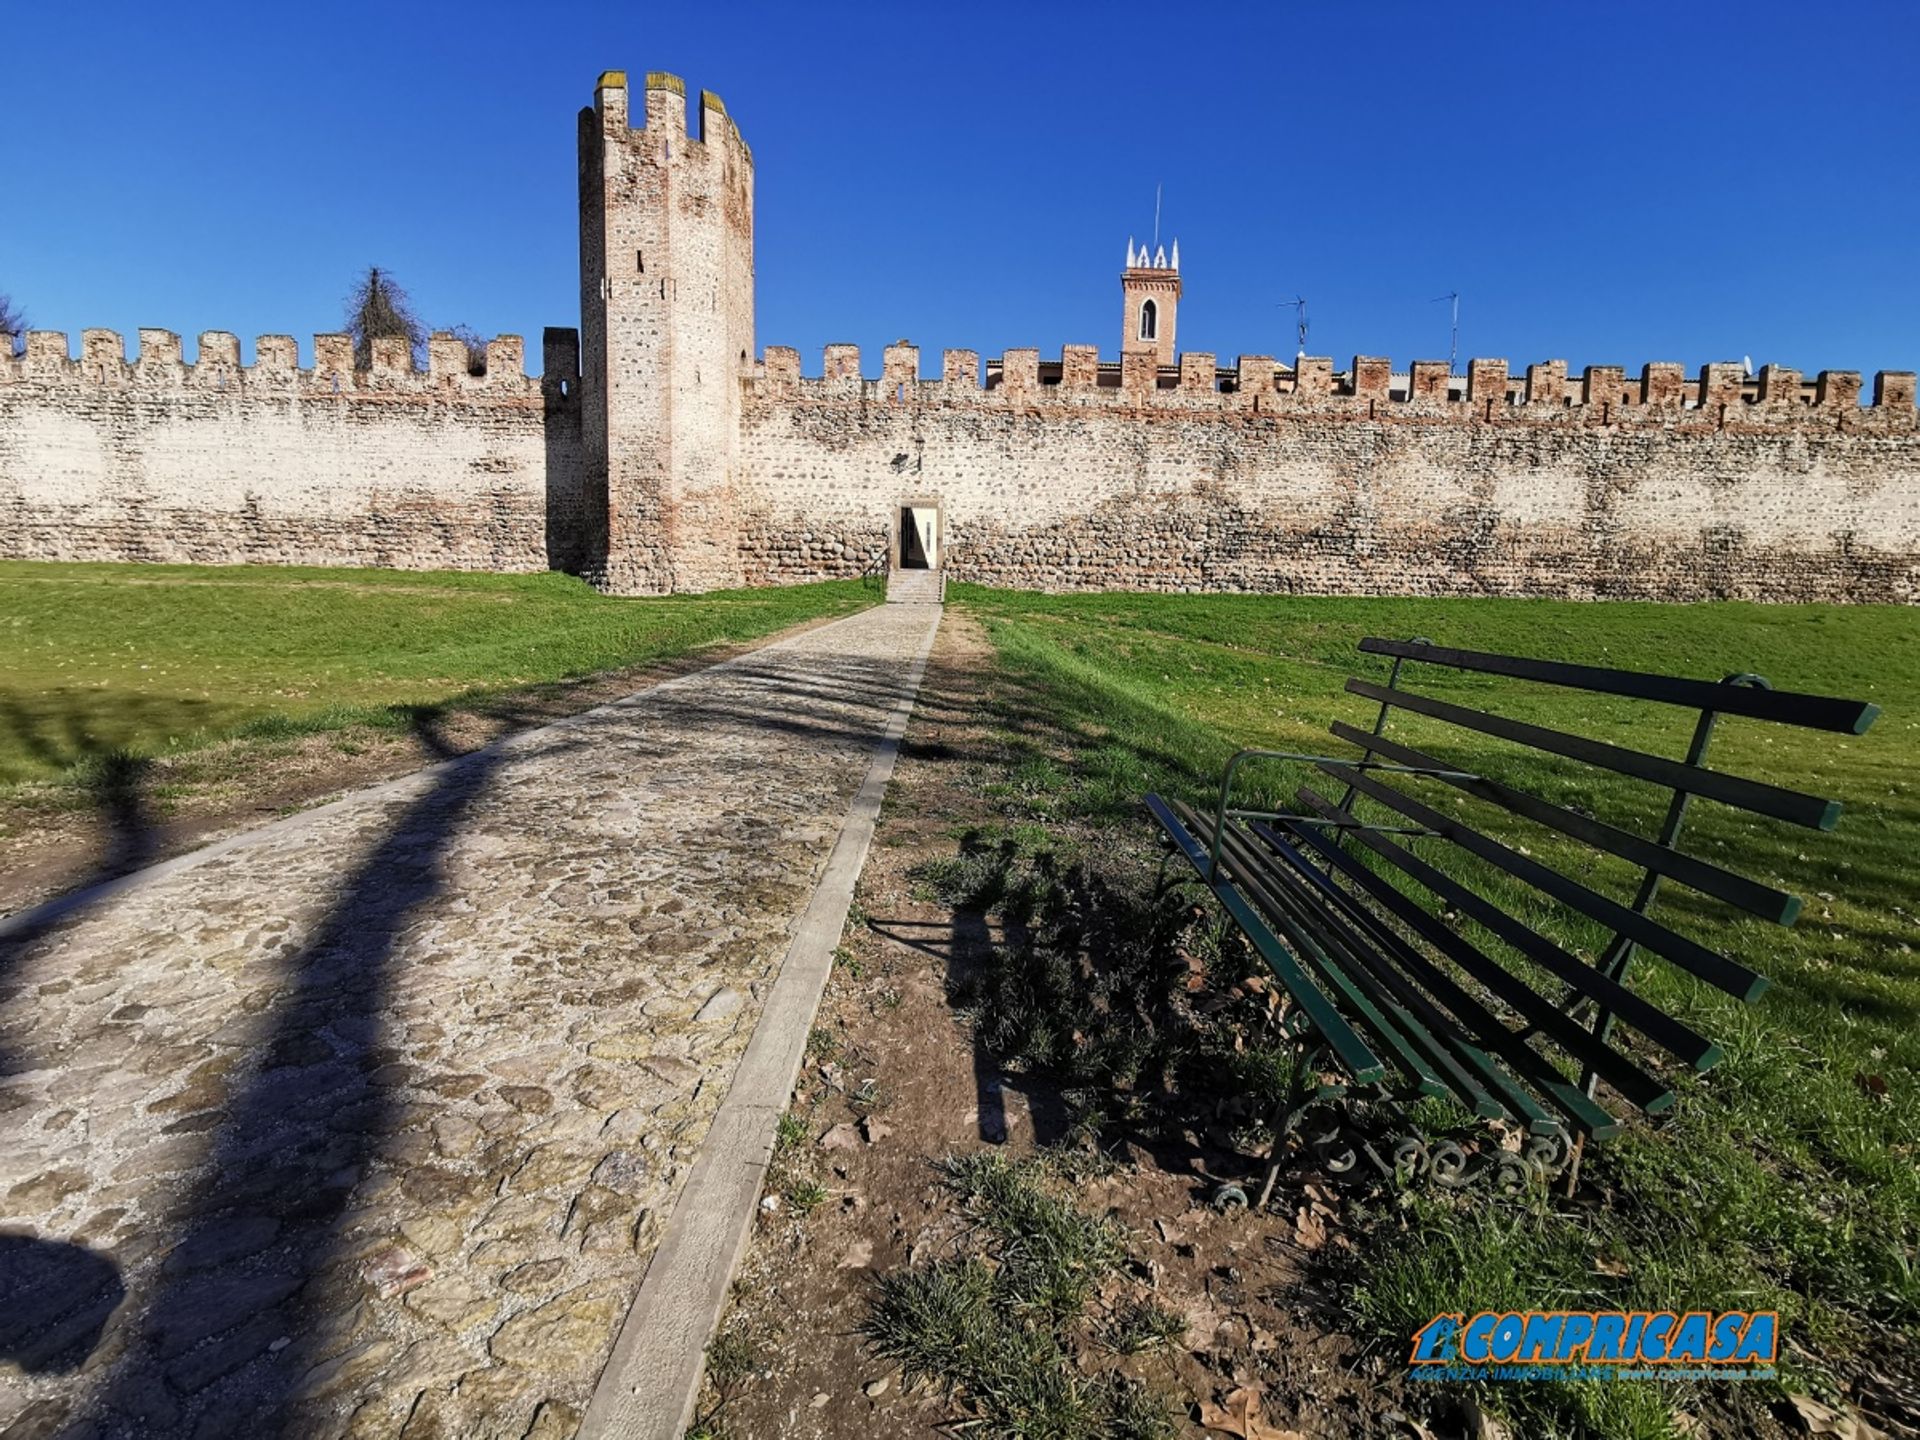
top-left (1146, 637), bottom-right (1878, 1202)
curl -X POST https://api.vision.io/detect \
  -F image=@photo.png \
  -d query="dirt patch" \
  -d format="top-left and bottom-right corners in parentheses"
top-left (696, 614), bottom-right (1419, 1440)
top-left (0, 613), bottom-right (849, 919)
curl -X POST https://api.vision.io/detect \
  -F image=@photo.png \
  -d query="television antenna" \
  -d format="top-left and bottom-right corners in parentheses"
top-left (1431, 291), bottom-right (1460, 372)
top-left (1277, 295), bottom-right (1309, 354)
top-left (1152, 182), bottom-right (1163, 249)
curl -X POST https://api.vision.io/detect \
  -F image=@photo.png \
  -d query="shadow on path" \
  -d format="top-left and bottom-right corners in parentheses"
top-left (0, 698), bottom-right (162, 987)
top-left (81, 707), bottom-right (520, 1436)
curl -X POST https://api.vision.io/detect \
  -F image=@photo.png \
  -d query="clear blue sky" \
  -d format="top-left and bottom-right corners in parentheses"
top-left (5, 1), bottom-right (1916, 378)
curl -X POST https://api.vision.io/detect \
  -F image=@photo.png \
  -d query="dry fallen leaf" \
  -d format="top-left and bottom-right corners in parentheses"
top-left (1463, 1396), bottom-right (1513, 1440)
top-left (1787, 1394), bottom-right (1887, 1439)
top-left (1198, 1384), bottom-right (1305, 1440)
top-left (1293, 1204), bottom-right (1328, 1252)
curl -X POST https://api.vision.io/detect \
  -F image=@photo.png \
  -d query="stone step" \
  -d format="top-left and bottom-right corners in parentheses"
top-left (885, 568), bottom-right (945, 604)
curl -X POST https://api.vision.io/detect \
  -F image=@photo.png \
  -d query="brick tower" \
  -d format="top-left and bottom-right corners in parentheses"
top-left (1121, 238), bottom-right (1180, 369)
top-left (578, 70), bottom-right (755, 594)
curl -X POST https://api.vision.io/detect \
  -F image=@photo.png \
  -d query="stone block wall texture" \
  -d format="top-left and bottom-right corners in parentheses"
top-left (735, 348), bottom-right (1920, 603)
top-left (0, 329), bottom-right (588, 574)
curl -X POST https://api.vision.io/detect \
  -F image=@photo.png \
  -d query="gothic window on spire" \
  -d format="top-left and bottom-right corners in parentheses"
top-left (1139, 300), bottom-right (1157, 342)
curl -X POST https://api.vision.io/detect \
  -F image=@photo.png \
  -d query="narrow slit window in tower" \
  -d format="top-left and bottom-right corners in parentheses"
top-left (1139, 299), bottom-right (1157, 342)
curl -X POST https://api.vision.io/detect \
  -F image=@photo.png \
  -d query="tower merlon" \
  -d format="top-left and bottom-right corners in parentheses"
top-left (1179, 352), bottom-right (1215, 392)
top-left (824, 344), bottom-right (861, 383)
top-left (1408, 360), bottom-right (1451, 401)
top-left (1874, 371), bottom-right (1917, 410)
top-left (1582, 365), bottom-right (1627, 407)
top-left (256, 335), bottom-right (299, 373)
top-left (315, 334), bottom-right (355, 378)
top-left (881, 342), bottom-right (919, 392)
top-left (1352, 356), bottom-right (1392, 398)
top-left (1469, 358), bottom-right (1508, 402)
top-left (1525, 361), bottom-right (1568, 406)
top-left (1700, 362), bottom-right (1746, 408)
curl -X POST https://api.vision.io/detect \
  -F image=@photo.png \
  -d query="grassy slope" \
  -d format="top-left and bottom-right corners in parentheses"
top-left (0, 562), bottom-right (874, 786)
top-left (953, 584), bottom-right (1919, 1437)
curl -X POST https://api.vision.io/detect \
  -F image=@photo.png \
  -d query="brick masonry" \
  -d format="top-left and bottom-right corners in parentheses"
top-left (1, 72), bottom-right (1915, 601)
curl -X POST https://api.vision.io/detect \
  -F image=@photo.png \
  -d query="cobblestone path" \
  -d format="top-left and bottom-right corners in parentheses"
top-left (0, 603), bottom-right (940, 1440)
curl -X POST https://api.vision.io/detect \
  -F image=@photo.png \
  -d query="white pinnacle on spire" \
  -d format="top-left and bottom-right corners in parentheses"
top-left (1127, 238), bottom-right (1137, 267)
top-left (1154, 244), bottom-right (1167, 268)
top-left (1171, 238), bottom-right (1180, 271)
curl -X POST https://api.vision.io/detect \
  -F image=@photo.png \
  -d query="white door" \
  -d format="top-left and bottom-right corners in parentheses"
top-left (909, 506), bottom-right (939, 568)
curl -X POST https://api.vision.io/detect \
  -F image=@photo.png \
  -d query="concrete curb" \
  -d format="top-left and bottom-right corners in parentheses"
top-left (579, 603), bottom-right (943, 1440)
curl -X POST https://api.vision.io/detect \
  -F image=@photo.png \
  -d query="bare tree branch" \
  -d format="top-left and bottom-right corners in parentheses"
top-left (0, 293), bottom-right (26, 358)
top-left (343, 266), bottom-right (425, 371)
top-left (446, 324), bottom-right (489, 377)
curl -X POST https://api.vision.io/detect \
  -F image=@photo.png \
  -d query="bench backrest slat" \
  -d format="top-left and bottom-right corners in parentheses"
top-left (1323, 759), bottom-right (1767, 1004)
top-left (1358, 638), bottom-right (1880, 735)
top-left (1326, 720), bottom-right (1800, 924)
top-left (1346, 678), bottom-right (1843, 830)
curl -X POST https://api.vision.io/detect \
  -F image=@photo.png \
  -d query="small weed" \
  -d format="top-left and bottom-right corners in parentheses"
top-left (773, 1111), bottom-right (808, 1156)
top-left (1098, 1298), bottom-right (1186, 1355)
top-left (943, 1151), bottom-right (1126, 1319)
top-left (863, 1159), bottom-right (1171, 1438)
top-left (832, 945), bottom-right (866, 980)
top-left (786, 1179), bottom-right (829, 1215)
top-left (804, 1027), bottom-right (840, 1063)
top-left (705, 1328), bottom-right (758, 1388)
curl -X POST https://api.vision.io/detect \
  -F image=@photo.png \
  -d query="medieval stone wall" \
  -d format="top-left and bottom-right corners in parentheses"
top-left (0, 328), bottom-right (589, 574)
top-left (3, 70), bottom-right (1914, 603)
top-left (736, 344), bottom-right (1920, 602)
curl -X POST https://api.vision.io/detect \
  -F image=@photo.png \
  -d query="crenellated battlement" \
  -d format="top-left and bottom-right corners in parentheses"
top-left (750, 343), bottom-right (1917, 428)
top-left (589, 68), bottom-right (752, 160)
top-left (0, 327), bottom-right (581, 403)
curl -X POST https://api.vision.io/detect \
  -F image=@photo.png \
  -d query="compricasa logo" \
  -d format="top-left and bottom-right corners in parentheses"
top-left (1408, 1311), bottom-right (1779, 1383)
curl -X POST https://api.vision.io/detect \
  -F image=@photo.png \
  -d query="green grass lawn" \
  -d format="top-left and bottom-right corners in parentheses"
top-left (0, 561), bottom-right (874, 787)
top-left (951, 584), bottom-right (1920, 1437)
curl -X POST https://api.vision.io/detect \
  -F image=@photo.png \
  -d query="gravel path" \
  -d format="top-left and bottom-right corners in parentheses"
top-left (0, 602), bottom-right (940, 1439)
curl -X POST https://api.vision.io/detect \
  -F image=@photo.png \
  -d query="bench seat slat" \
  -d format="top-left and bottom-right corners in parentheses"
top-left (1322, 759), bottom-right (1765, 1006)
top-left (1291, 786), bottom-right (1676, 1117)
top-left (1256, 823), bottom-right (1596, 1138)
top-left (1195, 806), bottom-right (1484, 1111)
top-left (1345, 678), bottom-right (1843, 831)
top-left (1266, 812), bottom-right (1627, 1136)
top-left (1300, 775), bottom-right (1723, 1066)
top-left (1145, 795), bottom-right (1389, 1084)
top-left (1326, 720), bottom-right (1801, 925)
top-left (1358, 638), bottom-right (1880, 736)
top-left (1219, 820), bottom-right (1528, 1125)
